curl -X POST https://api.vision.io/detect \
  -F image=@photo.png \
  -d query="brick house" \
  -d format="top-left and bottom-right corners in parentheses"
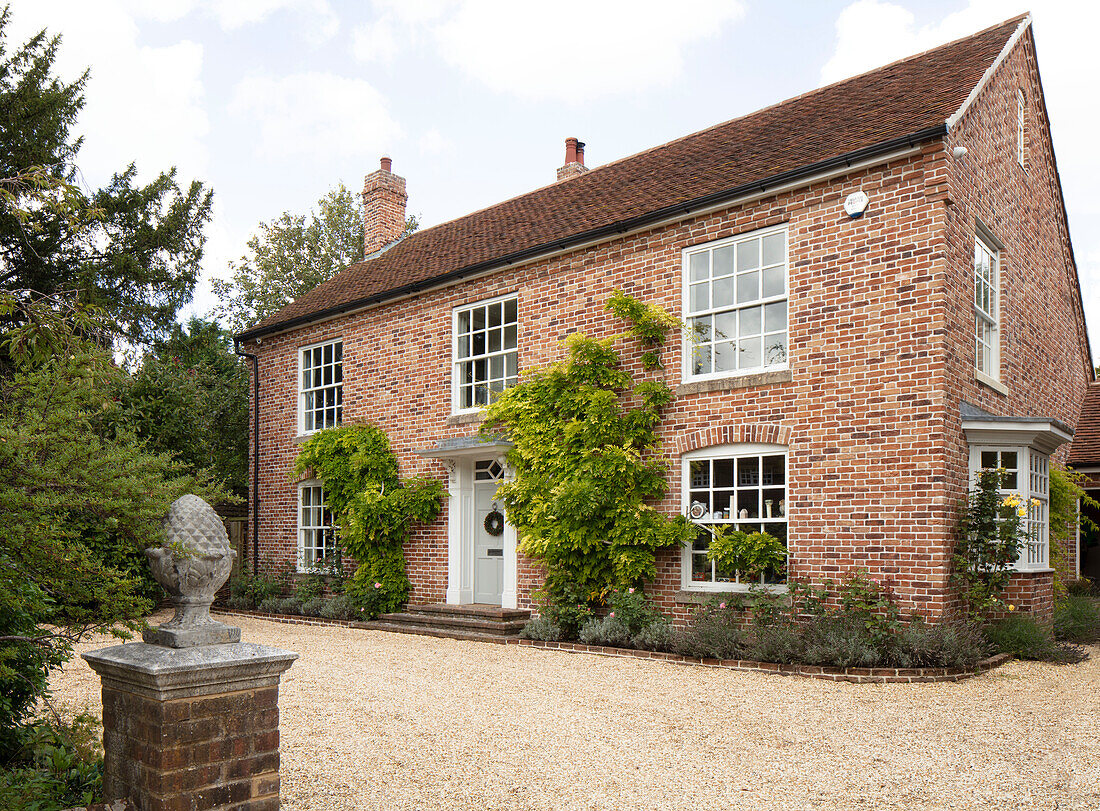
top-left (236, 14), bottom-right (1091, 624)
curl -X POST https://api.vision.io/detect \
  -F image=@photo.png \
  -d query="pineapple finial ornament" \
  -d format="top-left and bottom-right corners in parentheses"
top-left (143, 494), bottom-right (241, 648)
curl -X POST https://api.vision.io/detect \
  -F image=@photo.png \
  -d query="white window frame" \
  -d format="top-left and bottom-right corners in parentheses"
top-left (451, 293), bottom-right (519, 414)
top-left (680, 443), bottom-right (789, 592)
top-left (297, 480), bottom-right (336, 573)
top-left (681, 224), bottom-right (789, 383)
top-left (973, 227), bottom-right (1001, 383)
top-left (298, 338), bottom-right (343, 436)
top-left (1016, 89), bottom-right (1026, 167)
top-left (968, 445), bottom-right (1050, 572)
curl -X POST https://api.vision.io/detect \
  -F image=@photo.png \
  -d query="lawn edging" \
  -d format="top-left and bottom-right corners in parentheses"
top-left (213, 607), bottom-right (1013, 682)
top-left (513, 639), bottom-right (1014, 683)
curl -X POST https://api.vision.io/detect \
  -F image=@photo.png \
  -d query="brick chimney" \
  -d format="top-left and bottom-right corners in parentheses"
top-left (556, 137), bottom-right (588, 181)
top-left (362, 156), bottom-right (408, 257)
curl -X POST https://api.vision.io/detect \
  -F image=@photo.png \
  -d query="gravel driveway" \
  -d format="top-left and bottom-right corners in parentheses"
top-left (51, 612), bottom-right (1100, 810)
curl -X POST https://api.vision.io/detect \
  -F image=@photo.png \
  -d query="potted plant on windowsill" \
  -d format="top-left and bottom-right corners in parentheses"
top-left (705, 525), bottom-right (787, 584)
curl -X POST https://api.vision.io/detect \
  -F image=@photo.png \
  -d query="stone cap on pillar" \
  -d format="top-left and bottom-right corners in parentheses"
top-left (83, 642), bottom-right (298, 701)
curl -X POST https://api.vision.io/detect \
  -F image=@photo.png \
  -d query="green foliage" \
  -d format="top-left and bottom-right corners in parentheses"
top-left (953, 468), bottom-right (1028, 617)
top-left (983, 615), bottom-right (1087, 663)
top-left (228, 558), bottom-right (294, 609)
top-left (0, 13), bottom-right (212, 345)
top-left (671, 599), bottom-right (745, 660)
top-left (344, 545), bottom-right (410, 617)
top-left (533, 586), bottom-right (596, 640)
top-left (0, 714), bottom-right (103, 811)
top-left (579, 615), bottom-right (634, 647)
top-left (1049, 467), bottom-right (1097, 598)
top-left (519, 616), bottom-right (562, 642)
top-left (295, 424), bottom-right (445, 619)
top-left (123, 318), bottom-right (249, 490)
top-left (604, 290), bottom-right (679, 370)
top-left (578, 587), bottom-right (671, 648)
top-left (0, 338), bottom-right (224, 753)
top-left (666, 576), bottom-right (988, 669)
top-left (483, 294), bottom-right (695, 604)
top-left (1052, 593), bottom-right (1100, 643)
top-left (214, 184), bottom-right (368, 333)
top-left (606, 587), bottom-right (666, 635)
top-left (318, 595), bottom-right (358, 621)
top-left (705, 526), bottom-right (787, 581)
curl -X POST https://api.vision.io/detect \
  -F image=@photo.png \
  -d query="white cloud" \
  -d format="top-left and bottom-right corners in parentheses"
top-left (820, 0), bottom-right (1027, 85)
top-left (370, 0), bottom-right (457, 26)
top-left (434, 0), bottom-right (746, 102)
top-left (229, 72), bottom-right (402, 159)
top-left (418, 128), bottom-right (453, 155)
top-left (351, 17), bottom-right (400, 63)
top-left (349, 0), bottom-right (746, 102)
top-left (6, 0), bottom-right (209, 188)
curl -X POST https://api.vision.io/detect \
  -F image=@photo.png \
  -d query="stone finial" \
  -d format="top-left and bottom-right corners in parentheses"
top-left (143, 494), bottom-right (240, 648)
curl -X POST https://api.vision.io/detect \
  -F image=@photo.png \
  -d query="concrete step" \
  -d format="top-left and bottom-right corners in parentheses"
top-left (378, 611), bottom-right (527, 635)
top-left (404, 603), bottom-right (531, 622)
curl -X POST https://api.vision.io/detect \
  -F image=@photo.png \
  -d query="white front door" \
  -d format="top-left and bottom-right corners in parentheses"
top-left (473, 459), bottom-right (505, 604)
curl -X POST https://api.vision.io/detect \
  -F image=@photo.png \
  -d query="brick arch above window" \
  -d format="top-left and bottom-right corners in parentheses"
top-left (674, 424), bottom-right (792, 456)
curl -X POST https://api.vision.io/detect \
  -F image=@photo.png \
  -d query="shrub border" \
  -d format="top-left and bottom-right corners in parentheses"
top-left (515, 640), bottom-right (1013, 683)
top-left (215, 608), bottom-right (1013, 683)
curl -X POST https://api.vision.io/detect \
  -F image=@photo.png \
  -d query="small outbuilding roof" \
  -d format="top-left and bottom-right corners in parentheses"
top-left (1068, 384), bottom-right (1100, 468)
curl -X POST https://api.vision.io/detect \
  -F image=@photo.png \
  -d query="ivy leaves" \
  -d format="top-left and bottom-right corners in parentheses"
top-left (483, 293), bottom-right (694, 603)
top-left (294, 425), bottom-right (445, 613)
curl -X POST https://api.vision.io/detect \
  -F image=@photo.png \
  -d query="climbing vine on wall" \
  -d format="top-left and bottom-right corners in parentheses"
top-left (482, 291), bottom-right (695, 605)
top-left (295, 424), bottom-right (445, 615)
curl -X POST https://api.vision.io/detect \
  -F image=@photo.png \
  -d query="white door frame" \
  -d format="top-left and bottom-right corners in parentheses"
top-left (443, 454), bottom-right (517, 608)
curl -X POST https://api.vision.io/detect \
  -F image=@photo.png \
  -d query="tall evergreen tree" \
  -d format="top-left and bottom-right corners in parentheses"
top-left (0, 9), bottom-right (212, 346)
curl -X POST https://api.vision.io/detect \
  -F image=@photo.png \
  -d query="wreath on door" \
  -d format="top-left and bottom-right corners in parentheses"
top-left (484, 508), bottom-right (505, 537)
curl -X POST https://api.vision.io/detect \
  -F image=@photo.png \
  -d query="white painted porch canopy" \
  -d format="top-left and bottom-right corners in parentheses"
top-left (960, 401), bottom-right (1073, 454)
top-left (413, 435), bottom-right (513, 461)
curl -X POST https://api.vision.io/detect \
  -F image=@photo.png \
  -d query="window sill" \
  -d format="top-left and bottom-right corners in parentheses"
top-left (446, 411), bottom-right (484, 426)
top-left (974, 369), bottom-right (1009, 396)
top-left (1012, 567), bottom-right (1054, 575)
top-left (677, 369), bottom-right (792, 396)
top-left (675, 585), bottom-right (788, 604)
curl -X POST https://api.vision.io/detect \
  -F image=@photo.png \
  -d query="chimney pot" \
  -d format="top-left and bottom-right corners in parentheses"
top-left (380, 156), bottom-right (392, 172)
top-left (564, 137), bottom-right (578, 165)
top-left (557, 137), bottom-right (589, 182)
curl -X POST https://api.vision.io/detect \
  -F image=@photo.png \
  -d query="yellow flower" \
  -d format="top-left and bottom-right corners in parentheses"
top-left (1008, 604), bottom-right (1016, 612)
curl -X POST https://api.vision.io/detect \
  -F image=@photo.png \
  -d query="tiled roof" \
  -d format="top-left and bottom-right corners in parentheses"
top-left (1068, 384), bottom-right (1100, 467)
top-left (240, 15), bottom-right (1026, 340)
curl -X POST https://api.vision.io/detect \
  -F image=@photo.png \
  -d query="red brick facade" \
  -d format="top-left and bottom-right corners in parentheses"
top-left (243, 24), bottom-right (1089, 624)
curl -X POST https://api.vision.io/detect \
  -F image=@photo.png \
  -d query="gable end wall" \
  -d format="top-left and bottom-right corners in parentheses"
top-left (942, 27), bottom-right (1091, 606)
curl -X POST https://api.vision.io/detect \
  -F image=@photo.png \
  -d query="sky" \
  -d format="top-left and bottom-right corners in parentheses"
top-left (6, 0), bottom-right (1099, 354)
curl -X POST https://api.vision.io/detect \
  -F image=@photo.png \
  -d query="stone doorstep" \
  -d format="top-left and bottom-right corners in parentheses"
top-left (376, 611), bottom-right (527, 635)
top-left (356, 620), bottom-right (516, 644)
top-left (404, 603), bottom-right (532, 622)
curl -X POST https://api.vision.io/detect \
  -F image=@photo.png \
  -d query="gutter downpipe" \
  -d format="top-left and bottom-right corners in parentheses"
top-left (234, 337), bottom-right (260, 576)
